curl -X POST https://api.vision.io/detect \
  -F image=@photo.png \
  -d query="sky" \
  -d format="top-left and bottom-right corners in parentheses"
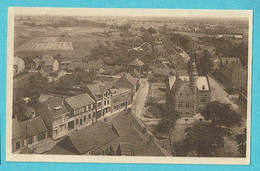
top-left (12, 7), bottom-right (252, 19)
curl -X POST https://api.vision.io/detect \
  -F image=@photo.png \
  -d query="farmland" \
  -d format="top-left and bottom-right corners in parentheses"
top-left (15, 24), bottom-right (137, 59)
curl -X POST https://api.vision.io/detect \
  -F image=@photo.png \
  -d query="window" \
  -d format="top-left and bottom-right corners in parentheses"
top-left (16, 141), bottom-right (20, 150)
top-left (180, 93), bottom-right (182, 96)
top-left (76, 119), bottom-right (79, 125)
top-left (88, 114), bottom-right (91, 119)
top-left (104, 101), bottom-right (106, 105)
top-left (178, 101), bottom-right (183, 108)
top-left (84, 115), bottom-right (86, 121)
top-left (113, 106), bottom-right (117, 110)
top-left (81, 106), bottom-right (85, 112)
top-left (107, 100), bottom-right (109, 105)
top-left (28, 137), bottom-right (33, 145)
top-left (93, 112), bottom-right (96, 117)
top-left (186, 102), bottom-right (189, 108)
top-left (98, 102), bottom-right (101, 107)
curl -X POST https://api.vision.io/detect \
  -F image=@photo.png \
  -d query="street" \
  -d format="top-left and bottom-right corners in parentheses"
top-left (132, 78), bottom-right (160, 124)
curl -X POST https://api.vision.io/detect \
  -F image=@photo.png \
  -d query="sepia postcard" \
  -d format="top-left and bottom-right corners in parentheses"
top-left (6, 7), bottom-right (252, 165)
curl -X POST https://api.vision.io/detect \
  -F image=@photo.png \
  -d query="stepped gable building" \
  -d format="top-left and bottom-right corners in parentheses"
top-left (166, 62), bottom-right (211, 116)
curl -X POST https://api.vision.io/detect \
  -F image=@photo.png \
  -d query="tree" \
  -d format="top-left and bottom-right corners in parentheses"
top-left (236, 128), bottom-right (246, 157)
top-left (182, 121), bottom-right (225, 157)
top-left (156, 104), bottom-right (180, 135)
top-left (12, 99), bottom-right (28, 121)
top-left (201, 101), bottom-right (242, 130)
top-left (196, 50), bottom-right (213, 75)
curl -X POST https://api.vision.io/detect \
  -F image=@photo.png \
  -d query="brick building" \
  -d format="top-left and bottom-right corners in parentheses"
top-left (166, 62), bottom-right (211, 116)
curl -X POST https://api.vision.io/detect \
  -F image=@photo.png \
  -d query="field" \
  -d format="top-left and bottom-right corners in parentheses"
top-left (15, 24), bottom-right (137, 59)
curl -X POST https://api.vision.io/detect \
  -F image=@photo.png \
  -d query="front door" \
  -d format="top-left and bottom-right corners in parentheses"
top-left (80, 118), bottom-right (82, 125)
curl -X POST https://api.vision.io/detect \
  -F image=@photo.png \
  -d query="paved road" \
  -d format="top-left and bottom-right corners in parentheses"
top-left (132, 78), bottom-right (159, 124)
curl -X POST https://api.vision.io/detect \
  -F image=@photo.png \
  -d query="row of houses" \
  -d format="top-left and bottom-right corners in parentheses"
top-left (12, 72), bottom-right (140, 152)
top-left (213, 57), bottom-right (247, 90)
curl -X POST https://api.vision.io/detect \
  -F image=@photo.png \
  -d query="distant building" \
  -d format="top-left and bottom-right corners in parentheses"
top-left (220, 61), bottom-right (247, 89)
top-left (221, 57), bottom-right (241, 65)
top-left (29, 58), bottom-right (41, 70)
top-left (13, 56), bottom-right (25, 76)
top-left (156, 55), bottom-right (170, 64)
top-left (64, 93), bottom-right (96, 129)
top-left (40, 55), bottom-right (59, 73)
top-left (47, 122), bottom-right (118, 155)
top-left (44, 58), bottom-right (59, 73)
top-left (12, 117), bottom-right (48, 152)
top-left (128, 58), bottom-right (146, 73)
top-left (166, 62), bottom-right (211, 116)
top-left (153, 68), bottom-right (177, 83)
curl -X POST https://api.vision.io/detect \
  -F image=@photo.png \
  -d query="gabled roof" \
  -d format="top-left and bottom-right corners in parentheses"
top-left (135, 140), bottom-right (171, 156)
top-left (86, 83), bottom-right (108, 100)
top-left (111, 110), bottom-right (149, 143)
top-left (128, 58), bottom-right (145, 67)
top-left (125, 73), bottom-right (138, 86)
top-left (12, 117), bottom-right (47, 140)
top-left (65, 93), bottom-right (95, 109)
top-left (128, 69), bottom-right (141, 78)
top-left (44, 58), bottom-right (57, 66)
top-left (50, 122), bottom-right (118, 154)
top-left (45, 97), bottom-right (69, 118)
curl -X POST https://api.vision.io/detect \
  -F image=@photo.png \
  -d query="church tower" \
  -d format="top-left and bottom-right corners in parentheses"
top-left (190, 61), bottom-right (198, 92)
top-left (190, 61), bottom-right (198, 113)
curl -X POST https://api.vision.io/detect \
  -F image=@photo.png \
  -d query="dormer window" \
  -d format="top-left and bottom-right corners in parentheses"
top-left (202, 85), bottom-right (205, 90)
top-left (54, 106), bottom-right (62, 112)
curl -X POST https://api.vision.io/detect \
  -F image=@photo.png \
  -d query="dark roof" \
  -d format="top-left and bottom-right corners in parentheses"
top-left (225, 61), bottom-right (239, 70)
top-left (50, 122), bottom-right (118, 154)
top-left (128, 69), bottom-right (141, 78)
top-left (125, 73), bottom-right (138, 86)
top-left (111, 110), bottom-right (149, 143)
top-left (135, 141), bottom-right (171, 156)
top-left (65, 93), bottom-right (95, 109)
top-left (45, 97), bottom-right (69, 118)
top-left (12, 117), bottom-right (48, 140)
